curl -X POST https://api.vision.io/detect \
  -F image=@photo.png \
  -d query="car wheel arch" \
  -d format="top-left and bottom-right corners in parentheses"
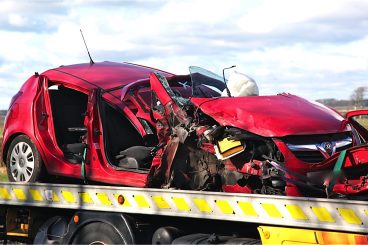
top-left (2, 132), bottom-right (23, 163)
top-left (3, 133), bottom-right (47, 172)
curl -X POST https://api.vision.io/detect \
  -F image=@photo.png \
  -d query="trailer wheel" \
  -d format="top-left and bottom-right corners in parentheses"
top-left (227, 237), bottom-right (261, 244)
top-left (71, 222), bottom-right (125, 245)
top-left (34, 216), bottom-right (68, 244)
top-left (6, 135), bottom-right (43, 182)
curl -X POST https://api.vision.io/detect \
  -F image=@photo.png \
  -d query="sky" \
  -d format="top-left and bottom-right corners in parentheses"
top-left (0, 0), bottom-right (367, 109)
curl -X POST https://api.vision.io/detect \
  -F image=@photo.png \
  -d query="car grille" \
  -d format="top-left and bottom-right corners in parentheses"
top-left (283, 133), bottom-right (353, 163)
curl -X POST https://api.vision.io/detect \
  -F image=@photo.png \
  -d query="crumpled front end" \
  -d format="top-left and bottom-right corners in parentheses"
top-left (146, 72), bottom-right (368, 199)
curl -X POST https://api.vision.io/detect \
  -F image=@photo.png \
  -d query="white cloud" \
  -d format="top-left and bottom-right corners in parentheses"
top-left (0, 0), bottom-right (367, 109)
top-left (8, 14), bottom-right (26, 27)
top-left (238, 0), bottom-right (368, 34)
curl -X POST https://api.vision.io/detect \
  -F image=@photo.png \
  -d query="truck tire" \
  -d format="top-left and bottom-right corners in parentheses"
top-left (34, 216), bottom-right (68, 244)
top-left (172, 233), bottom-right (261, 244)
top-left (70, 222), bottom-right (125, 244)
top-left (226, 237), bottom-right (261, 244)
top-left (6, 135), bottom-right (44, 182)
top-left (152, 226), bottom-right (183, 244)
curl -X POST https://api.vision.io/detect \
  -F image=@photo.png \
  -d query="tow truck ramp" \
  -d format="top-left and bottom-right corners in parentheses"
top-left (0, 182), bottom-right (367, 234)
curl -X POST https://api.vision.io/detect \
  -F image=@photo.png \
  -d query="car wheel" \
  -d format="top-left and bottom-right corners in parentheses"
top-left (6, 135), bottom-right (43, 182)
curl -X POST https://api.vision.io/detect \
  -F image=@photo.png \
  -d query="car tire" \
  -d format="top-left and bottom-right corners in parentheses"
top-left (6, 135), bottom-right (43, 182)
top-left (70, 222), bottom-right (126, 244)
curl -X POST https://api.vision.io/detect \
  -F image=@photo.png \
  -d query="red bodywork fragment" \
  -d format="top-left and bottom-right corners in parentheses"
top-left (191, 95), bottom-right (347, 137)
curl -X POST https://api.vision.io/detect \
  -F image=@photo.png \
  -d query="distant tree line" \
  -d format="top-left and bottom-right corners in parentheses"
top-left (350, 86), bottom-right (367, 108)
top-left (317, 86), bottom-right (367, 108)
top-left (316, 98), bottom-right (368, 108)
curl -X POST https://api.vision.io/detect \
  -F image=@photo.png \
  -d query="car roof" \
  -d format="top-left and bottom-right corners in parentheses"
top-left (41, 61), bottom-right (173, 91)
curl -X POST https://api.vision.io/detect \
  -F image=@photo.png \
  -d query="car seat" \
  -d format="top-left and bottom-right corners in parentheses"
top-left (115, 146), bottom-right (154, 169)
top-left (63, 127), bottom-right (87, 164)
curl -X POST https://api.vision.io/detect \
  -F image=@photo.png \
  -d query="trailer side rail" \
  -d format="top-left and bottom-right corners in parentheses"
top-left (0, 182), bottom-right (367, 233)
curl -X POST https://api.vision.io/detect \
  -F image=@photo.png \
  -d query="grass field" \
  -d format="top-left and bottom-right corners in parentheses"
top-left (0, 168), bottom-right (7, 182)
top-left (0, 114), bottom-right (7, 181)
top-left (0, 115), bottom-right (3, 136)
top-left (356, 118), bottom-right (368, 129)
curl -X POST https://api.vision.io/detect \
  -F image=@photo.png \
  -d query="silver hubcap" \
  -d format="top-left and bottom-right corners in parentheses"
top-left (10, 142), bottom-right (35, 182)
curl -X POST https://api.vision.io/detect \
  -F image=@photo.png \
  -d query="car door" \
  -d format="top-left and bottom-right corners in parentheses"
top-left (83, 88), bottom-right (102, 179)
top-left (346, 109), bottom-right (368, 143)
top-left (33, 76), bottom-right (80, 177)
top-left (33, 75), bottom-right (53, 149)
top-left (149, 72), bottom-right (191, 186)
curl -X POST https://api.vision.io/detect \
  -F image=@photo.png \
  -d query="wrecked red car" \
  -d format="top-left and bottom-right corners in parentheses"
top-left (2, 61), bottom-right (368, 199)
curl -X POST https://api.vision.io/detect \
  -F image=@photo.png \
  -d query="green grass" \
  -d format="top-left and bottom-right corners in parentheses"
top-left (356, 117), bottom-right (368, 130)
top-left (356, 118), bottom-right (368, 128)
top-left (0, 114), bottom-right (4, 135)
top-left (0, 115), bottom-right (6, 181)
top-left (0, 168), bottom-right (8, 182)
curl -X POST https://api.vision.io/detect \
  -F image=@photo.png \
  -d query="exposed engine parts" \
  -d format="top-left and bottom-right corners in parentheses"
top-left (148, 117), bottom-right (289, 195)
top-left (148, 96), bottom-right (368, 199)
top-left (142, 71), bottom-right (368, 199)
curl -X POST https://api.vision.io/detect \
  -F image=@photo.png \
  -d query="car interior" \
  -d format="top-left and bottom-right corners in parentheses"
top-left (48, 85), bottom-right (88, 163)
top-left (46, 77), bottom-right (195, 172)
top-left (48, 82), bottom-right (156, 171)
top-left (99, 100), bottom-right (154, 171)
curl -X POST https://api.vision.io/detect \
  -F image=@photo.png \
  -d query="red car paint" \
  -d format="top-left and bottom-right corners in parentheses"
top-left (2, 61), bottom-right (368, 199)
top-left (190, 95), bottom-right (347, 137)
top-left (2, 62), bottom-right (170, 187)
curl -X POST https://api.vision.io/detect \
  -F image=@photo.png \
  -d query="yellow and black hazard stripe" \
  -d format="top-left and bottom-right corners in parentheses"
top-left (0, 183), bottom-right (367, 234)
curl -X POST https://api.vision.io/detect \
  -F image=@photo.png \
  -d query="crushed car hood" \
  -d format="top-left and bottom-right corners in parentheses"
top-left (191, 94), bottom-right (347, 137)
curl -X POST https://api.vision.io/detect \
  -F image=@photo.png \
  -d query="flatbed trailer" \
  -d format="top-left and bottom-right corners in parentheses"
top-left (0, 182), bottom-right (367, 244)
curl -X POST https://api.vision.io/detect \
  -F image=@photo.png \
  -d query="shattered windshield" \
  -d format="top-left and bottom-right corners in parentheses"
top-left (189, 66), bottom-right (226, 98)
